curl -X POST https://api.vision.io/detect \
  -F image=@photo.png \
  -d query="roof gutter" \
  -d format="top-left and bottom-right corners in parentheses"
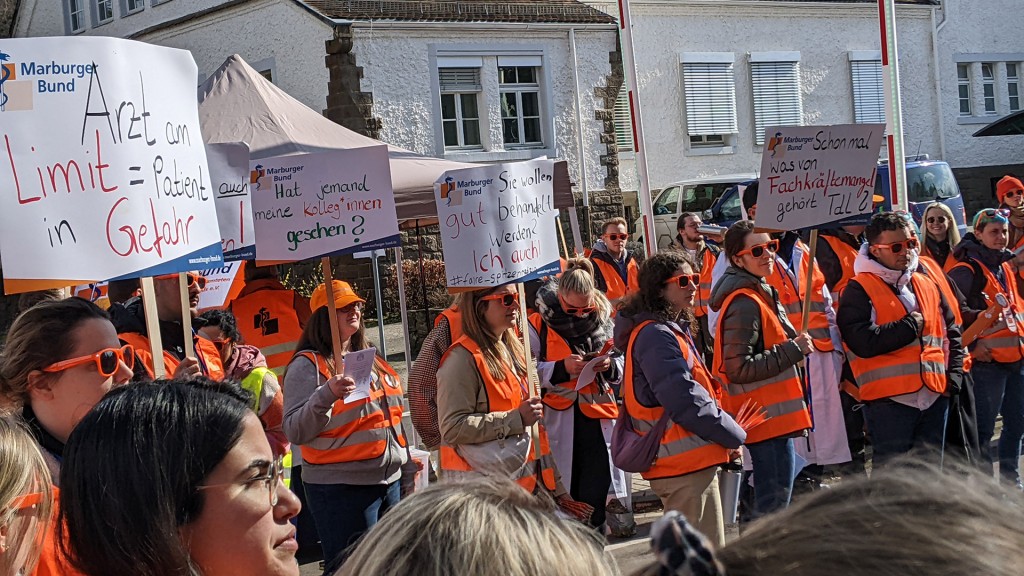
top-left (337, 18), bottom-right (616, 31)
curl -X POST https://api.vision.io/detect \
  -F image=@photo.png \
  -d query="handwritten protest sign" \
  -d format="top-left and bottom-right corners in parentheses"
top-left (196, 261), bottom-right (244, 311)
top-left (249, 146), bottom-right (398, 263)
top-left (758, 124), bottom-right (884, 231)
top-left (435, 158), bottom-right (560, 289)
top-left (0, 37), bottom-right (223, 293)
top-left (208, 143), bottom-right (254, 261)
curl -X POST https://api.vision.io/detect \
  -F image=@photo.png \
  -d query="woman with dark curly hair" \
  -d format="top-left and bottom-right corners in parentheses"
top-left (613, 251), bottom-right (745, 546)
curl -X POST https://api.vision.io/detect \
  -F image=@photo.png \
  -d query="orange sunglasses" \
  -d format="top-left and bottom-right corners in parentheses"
top-left (41, 345), bottom-right (135, 377)
top-left (155, 272), bottom-right (208, 290)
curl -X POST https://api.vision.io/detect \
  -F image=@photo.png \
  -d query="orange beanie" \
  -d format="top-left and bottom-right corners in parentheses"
top-left (997, 175), bottom-right (1024, 204)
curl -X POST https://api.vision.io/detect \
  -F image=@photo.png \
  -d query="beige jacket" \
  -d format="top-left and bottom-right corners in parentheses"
top-left (437, 346), bottom-right (526, 446)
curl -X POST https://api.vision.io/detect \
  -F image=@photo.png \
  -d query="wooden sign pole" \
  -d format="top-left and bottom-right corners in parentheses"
top-left (140, 277), bottom-right (166, 379)
top-left (517, 282), bottom-right (543, 460)
top-left (178, 272), bottom-right (196, 359)
top-left (800, 229), bottom-right (819, 334)
top-left (322, 257), bottom-right (344, 375)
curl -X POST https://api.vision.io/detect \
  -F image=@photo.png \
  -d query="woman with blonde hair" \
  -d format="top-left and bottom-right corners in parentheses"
top-left (437, 283), bottom-right (561, 495)
top-left (283, 280), bottom-right (407, 574)
top-left (0, 415), bottom-right (53, 576)
top-left (921, 203), bottom-right (961, 271)
top-left (528, 258), bottom-right (622, 528)
top-left (336, 479), bottom-right (618, 576)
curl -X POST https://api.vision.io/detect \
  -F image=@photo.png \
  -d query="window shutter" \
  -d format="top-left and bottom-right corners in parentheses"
top-left (614, 91), bottom-right (634, 152)
top-left (751, 61), bottom-right (803, 145)
top-left (851, 60), bottom-right (885, 124)
top-left (439, 68), bottom-right (481, 92)
top-left (682, 63), bottom-right (738, 136)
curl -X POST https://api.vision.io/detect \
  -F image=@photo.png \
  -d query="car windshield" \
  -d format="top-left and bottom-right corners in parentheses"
top-left (906, 165), bottom-right (959, 203)
top-left (681, 182), bottom-right (739, 213)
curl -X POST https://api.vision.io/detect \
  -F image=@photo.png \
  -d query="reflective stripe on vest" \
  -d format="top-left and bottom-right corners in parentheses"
top-left (694, 248), bottom-right (718, 317)
top-left (845, 273), bottom-right (947, 401)
top-left (821, 234), bottom-right (858, 303)
top-left (919, 255), bottom-right (972, 372)
top-left (240, 366), bottom-right (269, 412)
top-left (591, 257), bottom-right (640, 302)
top-left (230, 289), bottom-right (303, 376)
top-left (527, 314), bottom-right (618, 419)
top-left (712, 288), bottom-right (811, 444)
top-left (765, 241), bottom-right (834, 352)
top-left (118, 332), bottom-right (225, 381)
top-left (953, 259), bottom-right (1024, 363)
top-left (292, 350), bottom-right (406, 466)
top-left (439, 336), bottom-right (557, 492)
top-left (624, 320), bottom-right (729, 479)
top-left (434, 306), bottom-right (463, 343)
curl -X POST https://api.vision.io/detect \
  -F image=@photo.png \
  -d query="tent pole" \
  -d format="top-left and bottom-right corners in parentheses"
top-left (416, 222), bottom-right (430, 328)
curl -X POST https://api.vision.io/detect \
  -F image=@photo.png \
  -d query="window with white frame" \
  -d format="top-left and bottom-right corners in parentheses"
top-left (122, 0), bottom-right (144, 15)
top-left (499, 65), bottom-right (543, 147)
top-left (982, 63), bottom-right (997, 115)
top-left (750, 54), bottom-right (803, 145)
top-left (680, 54), bottom-right (738, 148)
top-left (957, 63), bottom-right (971, 116)
top-left (849, 53), bottom-right (884, 124)
top-left (439, 68), bottom-right (483, 149)
top-left (1009, 63), bottom-right (1020, 113)
top-left (65, 0), bottom-right (86, 32)
top-left (93, 0), bottom-right (113, 25)
top-left (613, 90), bottom-right (633, 153)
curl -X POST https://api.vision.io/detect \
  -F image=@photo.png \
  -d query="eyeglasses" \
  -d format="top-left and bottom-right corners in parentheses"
top-left (196, 457), bottom-right (286, 508)
top-left (41, 345), bottom-right (135, 377)
top-left (664, 273), bottom-right (700, 289)
top-left (9, 492), bottom-right (43, 511)
top-left (558, 292), bottom-right (595, 316)
top-left (481, 292), bottom-right (520, 309)
top-left (209, 338), bottom-right (232, 353)
top-left (926, 216), bottom-right (947, 224)
top-left (872, 238), bottom-right (920, 253)
top-left (339, 302), bottom-right (363, 314)
top-left (736, 239), bottom-right (780, 259)
top-left (1006, 190), bottom-right (1023, 199)
top-left (604, 233), bottom-right (629, 241)
top-left (155, 272), bottom-right (208, 290)
top-left (974, 208), bottom-right (1010, 229)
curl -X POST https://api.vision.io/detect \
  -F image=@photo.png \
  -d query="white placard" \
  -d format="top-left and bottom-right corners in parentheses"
top-left (196, 261), bottom-right (243, 311)
top-left (207, 142), bottom-right (253, 261)
top-left (758, 124), bottom-right (885, 231)
top-left (575, 354), bottom-right (610, 390)
top-left (0, 37), bottom-right (223, 293)
top-left (435, 158), bottom-right (561, 289)
top-left (249, 146), bottom-right (399, 263)
top-left (342, 347), bottom-right (377, 404)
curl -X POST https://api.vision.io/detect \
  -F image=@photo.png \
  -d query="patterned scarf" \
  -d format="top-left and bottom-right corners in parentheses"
top-left (534, 280), bottom-right (615, 354)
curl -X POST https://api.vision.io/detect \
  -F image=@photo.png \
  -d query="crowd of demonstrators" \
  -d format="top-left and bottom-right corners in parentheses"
top-left (528, 259), bottom-right (623, 529)
top-left (282, 281), bottom-right (407, 575)
top-left (667, 212), bottom-right (721, 365)
top-left (615, 251), bottom-right (745, 546)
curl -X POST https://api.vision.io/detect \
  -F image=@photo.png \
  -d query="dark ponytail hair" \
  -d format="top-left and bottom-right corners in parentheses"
top-left (59, 378), bottom-right (252, 576)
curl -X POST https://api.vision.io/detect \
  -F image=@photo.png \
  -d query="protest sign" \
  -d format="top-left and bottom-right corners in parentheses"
top-left (208, 142), bottom-right (254, 261)
top-left (249, 146), bottom-right (399, 263)
top-left (196, 261), bottom-right (244, 311)
top-left (0, 37), bottom-right (224, 294)
top-left (758, 124), bottom-right (884, 231)
top-left (73, 282), bottom-right (109, 309)
top-left (435, 158), bottom-right (561, 289)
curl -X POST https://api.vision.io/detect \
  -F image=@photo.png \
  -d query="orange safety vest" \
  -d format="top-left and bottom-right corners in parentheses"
top-left (951, 259), bottom-right (1024, 363)
top-left (439, 337), bottom-right (557, 493)
top-left (292, 350), bottom-right (406, 465)
top-left (694, 247), bottom-right (718, 318)
top-left (919, 255), bottom-right (973, 372)
top-left (33, 488), bottom-right (86, 576)
top-left (528, 314), bottom-right (618, 419)
top-left (765, 241), bottom-right (834, 352)
top-left (713, 288), bottom-right (811, 444)
top-left (845, 273), bottom-right (947, 401)
top-left (230, 289), bottom-right (303, 376)
top-left (434, 306), bottom-right (463, 344)
top-left (118, 331), bottom-right (225, 381)
top-left (591, 256), bottom-right (640, 302)
top-left (821, 234), bottom-right (858, 303)
top-left (624, 320), bottom-right (729, 479)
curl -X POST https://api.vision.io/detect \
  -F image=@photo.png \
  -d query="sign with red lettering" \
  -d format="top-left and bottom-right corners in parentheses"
top-left (435, 158), bottom-right (560, 289)
top-left (0, 37), bottom-right (224, 293)
top-left (249, 146), bottom-right (399, 263)
top-left (207, 142), bottom-right (253, 261)
top-left (758, 124), bottom-right (885, 231)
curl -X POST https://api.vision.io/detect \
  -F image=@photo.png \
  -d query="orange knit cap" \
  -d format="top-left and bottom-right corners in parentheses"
top-left (997, 175), bottom-right (1024, 204)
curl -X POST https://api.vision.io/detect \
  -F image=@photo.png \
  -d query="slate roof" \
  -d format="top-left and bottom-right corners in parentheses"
top-left (301, 0), bottom-right (618, 24)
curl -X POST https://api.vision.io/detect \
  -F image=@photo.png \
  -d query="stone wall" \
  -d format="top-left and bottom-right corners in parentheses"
top-left (953, 163), bottom-right (1024, 218)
